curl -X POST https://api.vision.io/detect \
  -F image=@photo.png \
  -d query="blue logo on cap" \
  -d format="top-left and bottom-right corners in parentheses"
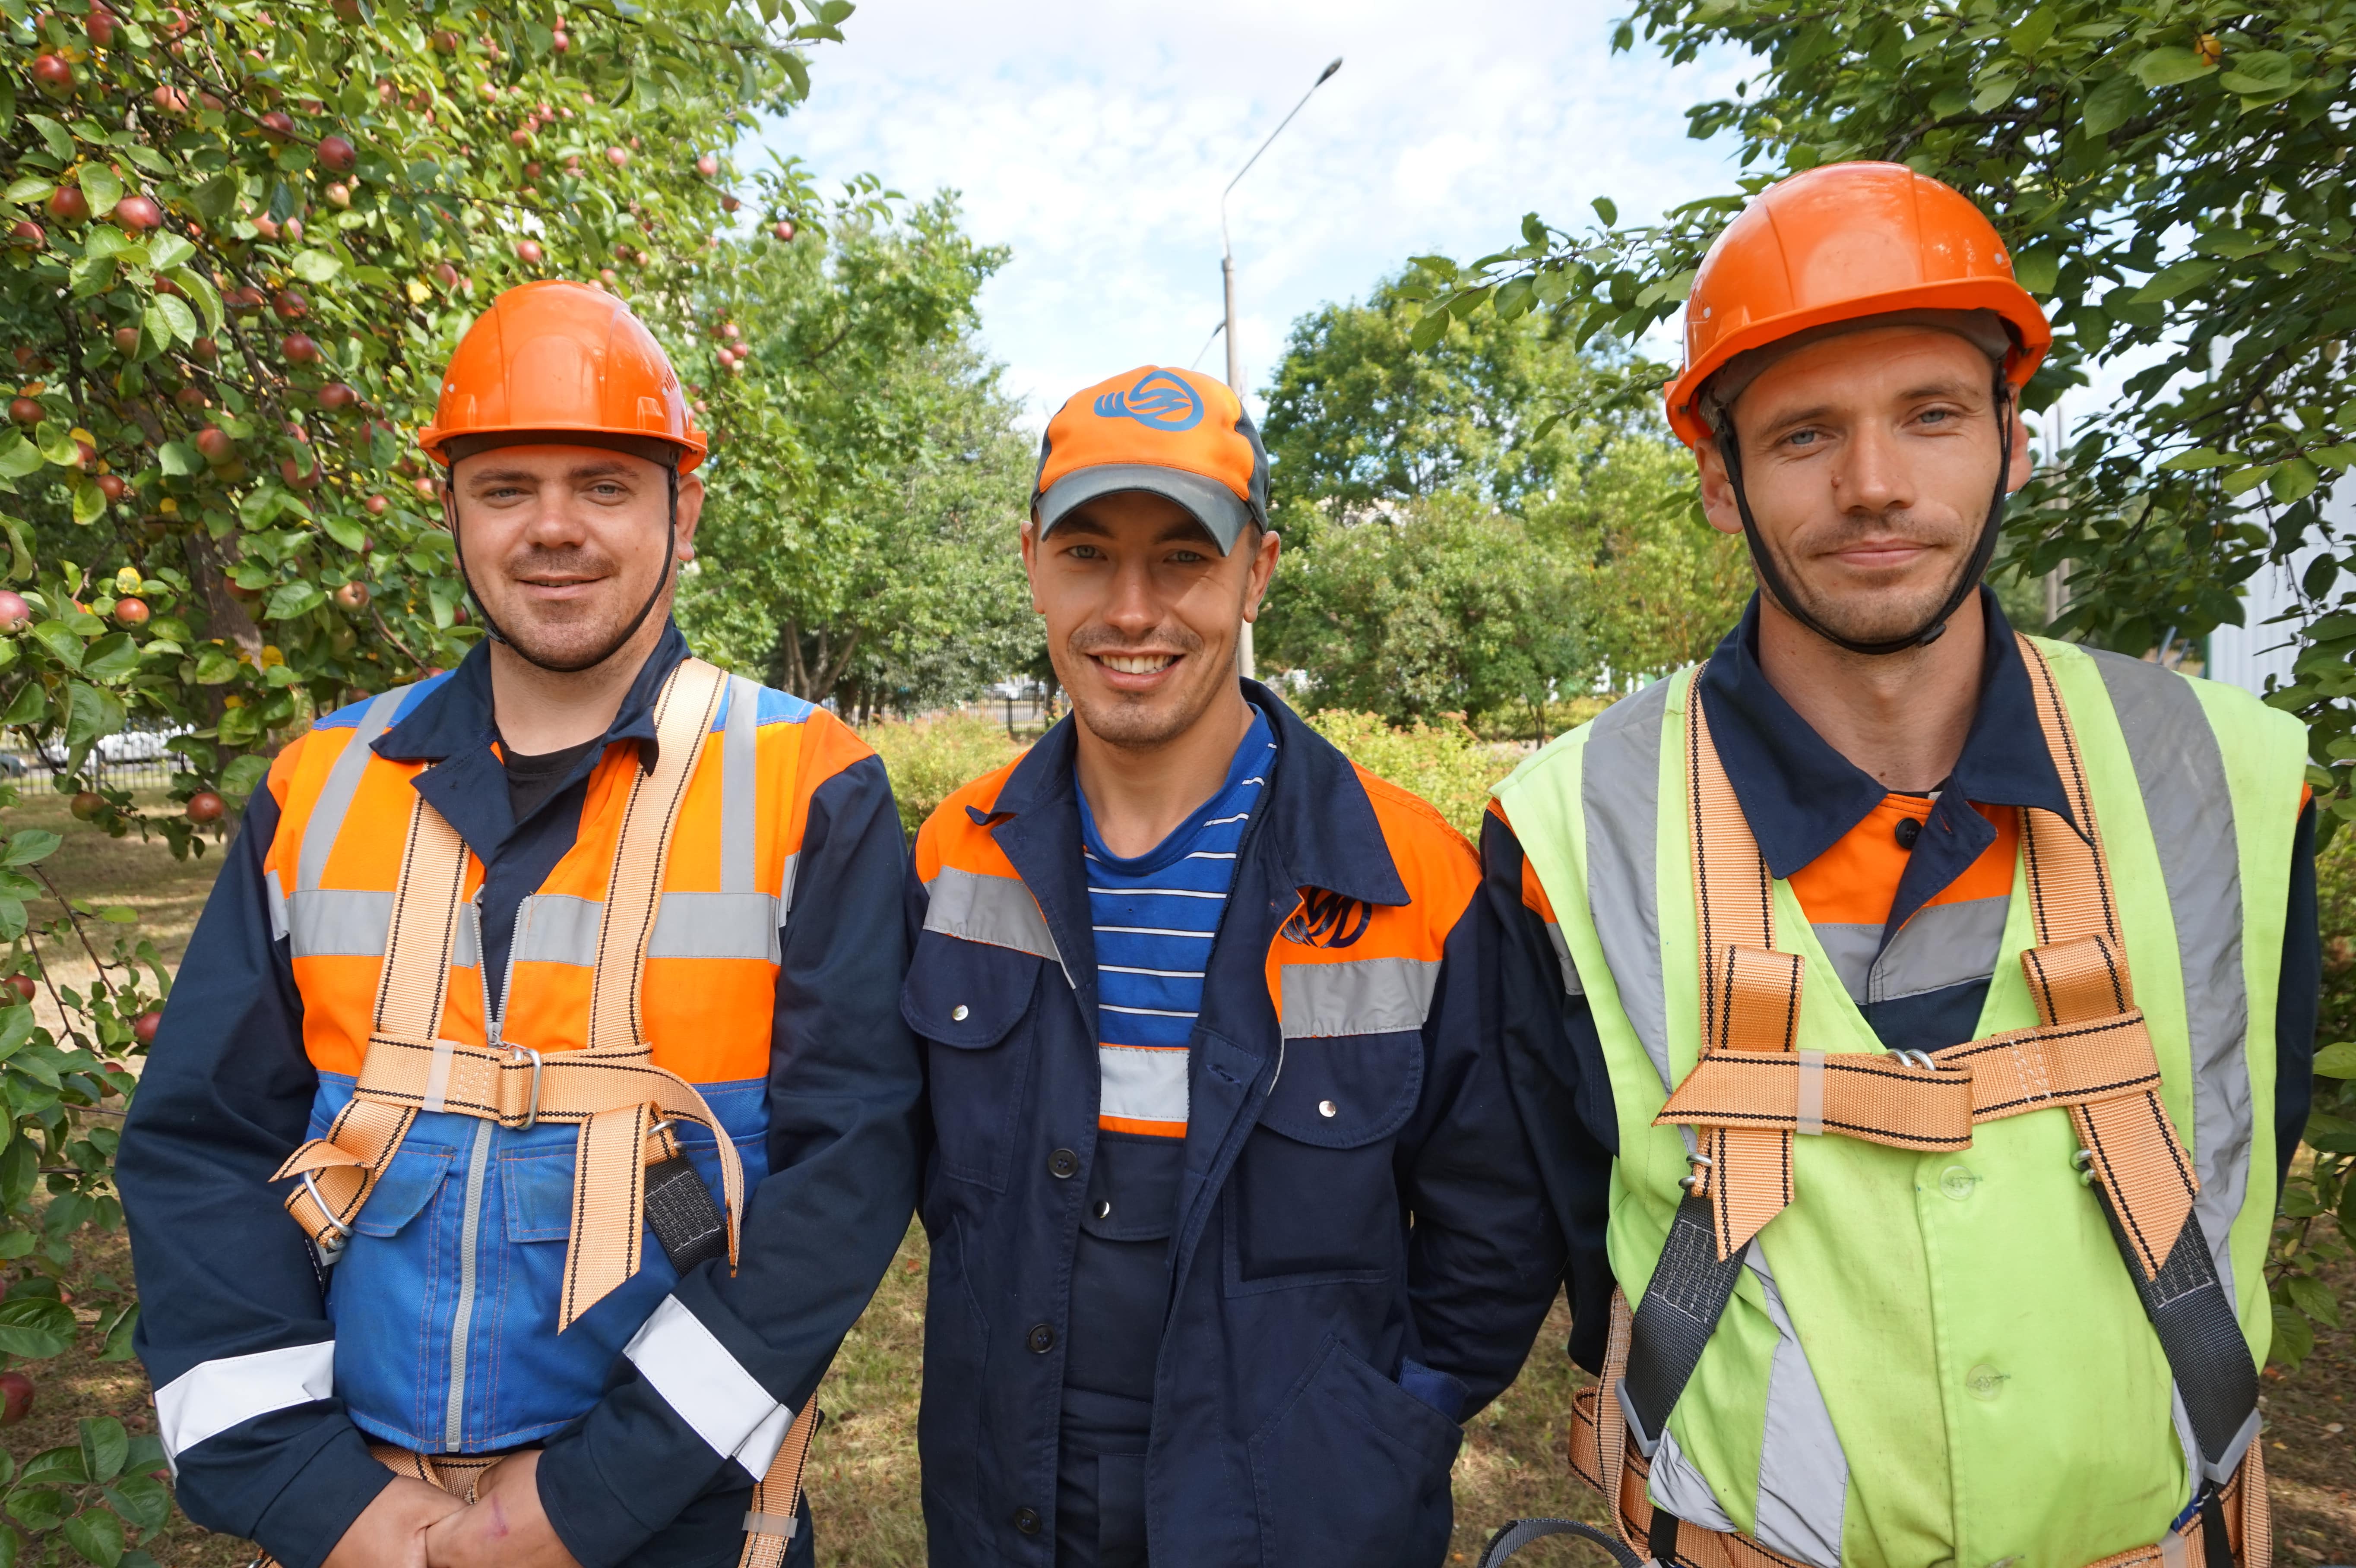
top-left (1092, 370), bottom-right (1204, 433)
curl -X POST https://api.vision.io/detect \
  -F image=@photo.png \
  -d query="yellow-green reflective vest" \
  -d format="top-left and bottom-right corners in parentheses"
top-left (1495, 637), bottom-right (2308, 1568)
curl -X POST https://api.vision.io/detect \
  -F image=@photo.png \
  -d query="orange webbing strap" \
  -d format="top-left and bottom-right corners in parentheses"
top-left (737, 1401), bottom-right (825, 1568)
top-left (277, 660), bottom-right (747, 1325)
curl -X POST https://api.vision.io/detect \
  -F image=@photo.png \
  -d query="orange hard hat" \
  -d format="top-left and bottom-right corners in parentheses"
top-left (1662, 161), bottom-right (2052, 449)
top-left (417, 280), bottom-right (707, 472)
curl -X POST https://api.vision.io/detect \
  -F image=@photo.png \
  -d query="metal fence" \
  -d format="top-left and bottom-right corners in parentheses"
top-left (0, 717), bottom-right (191, 794)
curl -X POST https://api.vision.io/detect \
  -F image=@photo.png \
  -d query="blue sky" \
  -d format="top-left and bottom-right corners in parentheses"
top-left (756, 0), bottom-right (1754, 426)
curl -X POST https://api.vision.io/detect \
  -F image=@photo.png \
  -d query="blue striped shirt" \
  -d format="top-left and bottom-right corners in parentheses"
top-left (1076, 708), bottom-right (1276, 1138)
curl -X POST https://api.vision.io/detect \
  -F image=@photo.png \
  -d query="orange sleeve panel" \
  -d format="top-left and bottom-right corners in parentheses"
top-left (1352, 765), bottom-right (1481, 944)
top-left (914, 757), bottom-right (1024, 885)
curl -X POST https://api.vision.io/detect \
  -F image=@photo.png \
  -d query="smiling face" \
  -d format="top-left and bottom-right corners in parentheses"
top-left (449, 443), bottom-right (703, 673)
top-left (1022, 488), bottom-right (1279, 752)
top-left (1697, 324), bottom-right (2030, 649)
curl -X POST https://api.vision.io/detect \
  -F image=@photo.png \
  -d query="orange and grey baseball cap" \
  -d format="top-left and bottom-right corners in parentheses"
top-left (1032, 366), bottom-right (1270, 553)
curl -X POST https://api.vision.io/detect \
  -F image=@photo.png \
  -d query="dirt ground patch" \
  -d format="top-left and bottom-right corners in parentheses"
top-left (13, 806), bottom-right (2352, 1565)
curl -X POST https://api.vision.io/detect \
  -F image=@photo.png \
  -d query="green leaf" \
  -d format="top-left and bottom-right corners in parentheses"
top-left (78, 634), bottom-right (137, 683)
top-left (77, 1417), bottom-right (126, 1485)
top-left (2218, 50), bottom-right (2297, 95)
top-left (144, 233), bottom-right (194, 272)
top-left (191, 173), bottom-right (238, 222)
top-left (220, 751), bottom-right (270, 803)
top-left (2008, 6), bottom-right (2055, 57)
top-left (2309, 446), bottom-right (2356, 473)
top-left (61, 1505), bottom-right (124, 1568)
top-left (0, 680), bottom-right (44, 727)
top-left (61, 681), bottom-right (123, 750)
top-left (2221, 464), bottom-right (2277, 498)
top-left (22, 115), bottom-right (72, 162)
top-left (2080, 71), bottom-right (2141, 136)
top-left (0, 439), bottom-right (43, 481)
top-left (1590, 196), bottom-right (1618, 227)
top-left (30, 620), bottom-right (82, 669)
top-left (2132, 259), bottom-right (2220, 303)
top-left (2134, 47), bottom-right (2216, 89)
top-left (157, 441), bottom-right (198, 477)
top-left (151, 294), bottom-right (197, 346)
top-left (0, 1297), bottom-right (73, 1360)
top-left (70, 476), bottom-right (104, 526)
top-left (2314, 1041), bottom-right (2356, 1079)
top-left (264, 581), bottom-right (325, 622)
top-left (290, 249), bottom-right (342, 284)
top-left (1408, 308), bottom-right (1452, 352)
top-left (1, 177), bottom-right (53, 205)
top-left (2270, 458), bottom-right (2321, 505)
top-left (2, 831), bottom-right (59, 867)
top-left (1970, 72), bottom-right (2021, 113)
top-left (76, 163), bottom-right (120, 219)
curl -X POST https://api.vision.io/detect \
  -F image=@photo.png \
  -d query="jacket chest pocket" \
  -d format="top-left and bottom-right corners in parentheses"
top-left (902, 931), bottom-right (1044, 1194)
top-left (1227, 1029), bottom-right (1423, 1292)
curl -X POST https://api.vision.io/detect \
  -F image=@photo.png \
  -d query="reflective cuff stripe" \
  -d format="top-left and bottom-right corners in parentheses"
top-left (778, 851), bottom-right (800, 923)
top-left (298, 688), bottom-right (406, 893)
top-left (287, 889), bottom-right (394, 958)
top-left (1279, 955), bottom-right (1441, 1039)
top-left (266, 869), bottom-right (290, 946)
top-left (1097, 1043), bottom-right (1188, 1136)
top-left (924, 866), bottom-right (1061, 964)
top-left (720, 676), bottom-right (759, 897)
top-left (153, 1341), bottom-right (336, 1466)
top-left (1544, 921), bottom-right (1582, 997)
top-left (623, 1297), bottom-right (790, 1469)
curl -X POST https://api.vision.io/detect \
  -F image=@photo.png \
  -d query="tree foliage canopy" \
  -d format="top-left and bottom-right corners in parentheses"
top-left (1404, 0), bottom-right (2356, 815)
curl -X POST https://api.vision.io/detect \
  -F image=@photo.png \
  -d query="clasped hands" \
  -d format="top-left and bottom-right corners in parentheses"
top-left (322, 1450), bottom-right (581, 1568)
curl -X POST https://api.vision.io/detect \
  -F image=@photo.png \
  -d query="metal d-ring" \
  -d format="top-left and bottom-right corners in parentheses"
top-left (509, 1045), bottom-right (543, 1130)
top-left (1894, 1049), bottom-right (1938, 1070)
top-left (2072, 1147), bottom-right (2097, 1187)
top-left (301, 1170), bottom-right (354, 1255)
top-left (1678, 1150), bottom-right (1714, 1193)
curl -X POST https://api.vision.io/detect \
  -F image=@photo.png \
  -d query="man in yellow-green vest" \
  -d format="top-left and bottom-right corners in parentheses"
top-left (1482, 162), bottom-right (2322, 1568)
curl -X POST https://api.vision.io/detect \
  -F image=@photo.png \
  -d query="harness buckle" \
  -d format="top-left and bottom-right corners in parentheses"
top-left (509, 1046), bottom-right (543, 1130)
top-left (301, 1170), bottom-right (353, 1262)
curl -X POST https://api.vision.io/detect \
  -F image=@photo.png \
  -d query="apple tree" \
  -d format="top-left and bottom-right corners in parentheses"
top-left (0, 1), bottom-right (852, 1557)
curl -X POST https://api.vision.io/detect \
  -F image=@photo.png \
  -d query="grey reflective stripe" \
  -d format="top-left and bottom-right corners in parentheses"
top-left (1746, 1252), bottom-right (1848, 1567)
top-left (266, 871), bottom-right (290, 945)
top-left (721, 676), bottom-right (759, 896)
top-left (505, 891), bottom-right (781, 967)
top-left (924, 865), bottom-right (1061, 964)
top-left (778, 851), bottom-right (799, 923)
top-left (1809, 922), bottom-right (1880, 1003)
top-left (651, 892), bottom-right (782, 961)
top-left (1279, 956), bottom-right (1440, 1039)
top-left (287, 889), bottom-right (393, 958)
top-left (1647, 1425), bottom-right (1739, 1533)
top-left (1583, 678), bottom-right (1675, 1090)
top-left (1098, 1043), bottom-right (1188, 1127)
top-left (299, 687), bottom-right (408, 892)
top-left (1544, 921), bottom-right (1582, 996)
top-left (1862, 896), bottom-right (2011, 1004)
top-left (455, 902), bottom-right (481, 971)
top-left (2091, 649), bottom-right (2252, 1287)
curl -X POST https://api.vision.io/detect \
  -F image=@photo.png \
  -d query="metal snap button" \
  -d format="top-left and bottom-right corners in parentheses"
top-left (1938, 1164), bottom-right (1978, 1201)
top-left (1965, 1363), bottom-right (2008, 1401)
top-left (1317, 1099), bottom-right (1338, 1118)
top-left (1048, 1148), bottom-right (1079, 1179)
top-left (950, 1003), bottom-right (969, 1022)
top-left (1092, 1198), bottom-right (1112, 1220)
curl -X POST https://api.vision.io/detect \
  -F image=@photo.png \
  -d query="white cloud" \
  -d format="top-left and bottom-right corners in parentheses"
top-left (755, 0), bottom-right (1752, 424)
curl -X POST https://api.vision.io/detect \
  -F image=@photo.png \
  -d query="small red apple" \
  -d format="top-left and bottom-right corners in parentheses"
top-left (113, 326), bottom-right (141, 355)
top-left (325, 182), bottom-right (351, 208)
top-left (185, 791), bottom-right (225, 824)
top-left (152, 84), bottom-right (188, 114)
top-left (516, 239), bottom-right (544, 265)
top-left (695, 154), bottom-right (719, 178)
top-left (772, 220), bottom-right (796, 243)
top-left (605, 146), bottom-right (629, 168)
top-left (284, 217), bottom-right (304, 243)
top-left (0, 1371), bottom-right (34, 1427)
top-left (113, 593), bottom-right (146, 624)
top-left (334, 582), bottom-right (369, 610)
top-left (112, 194), bottom-right (162, 231)
top-left (258, 110), bottom-right (296, 142)
top-left (0, 593), bottom-right (29, 633)
top-left (273, 288), bottom-right (308, 320)
top-left (31, 54), bottom-right (73, 93)
top-left (87, 6), bottom-right (119, 49)
top-left (281, 332), bottom-right (320, 364)
top-left (316, 382), bottom-right (356, 410)
top-left (317, 135), bottom-right (356, 172)
top-left (412, 475), bottom-right (437, 498)
top-left (196, 427), bottom-right (236, 465)
top-left (8, 398), bottom-right (40, 427)
top-left (280, 456), bottom-right (321, 489)
top-left (332, 0), bottom-right (359, 20)
top-left (3, 975), bottom-right (35, 1002)
top-left (251, 213), bottom-right (281, 241)
top-left (364, 493), bottom-right (389, 515)
top-left (71, 791), bottom-right (105, 822)
top-left (550, 29), bottom-right (570, 53)
top-left (190, 335), bottom-right (218, 363)
top-left (133, 1009), bottom-right (162, 1044)
top-left (47, 186), bottom-right (90, 224)
top-left (97, 475), bottom-right (127, 505)
top-left (229, 286), bottom-right (264, 314)
top-left (9, 220), bottom-right (44, 249)
top-left (430, 28), bottom-right (459, 51)
top-left (433, 262), bottom-right (459, 288)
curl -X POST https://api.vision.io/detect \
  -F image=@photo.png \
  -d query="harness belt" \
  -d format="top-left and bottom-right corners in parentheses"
top-left (1489, 638), bottom-right (2267, 1567)
top-left (245, 1403), bottom-right (824, 1568)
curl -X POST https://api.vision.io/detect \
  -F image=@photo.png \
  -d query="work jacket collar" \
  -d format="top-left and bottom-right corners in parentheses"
top-left (1697, 589), bottom-right (2077, 933)
top-left (982, 679), bottom-right (1409, 911)
top-left (371, 622), bottom-right (692, 857)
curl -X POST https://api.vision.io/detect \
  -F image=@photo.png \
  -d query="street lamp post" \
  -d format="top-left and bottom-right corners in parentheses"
top-left (1219, 55), bottom-right (1340, 680)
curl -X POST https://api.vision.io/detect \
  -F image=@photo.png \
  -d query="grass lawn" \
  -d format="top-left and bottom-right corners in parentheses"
top-left (18, 800), bottom-right (2356, 1566)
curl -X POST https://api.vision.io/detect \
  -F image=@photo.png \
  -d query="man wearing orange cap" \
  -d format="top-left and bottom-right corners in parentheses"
top-left (1482, 164), bottom-right (2319, 1567)
top-left (905, 365), bottom-right (1562, 1567)
top-left (119, 282), bottom-right (922, 1568)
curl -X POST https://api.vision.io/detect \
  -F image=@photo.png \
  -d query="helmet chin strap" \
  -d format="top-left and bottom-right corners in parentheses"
top-left (444, 464), bottom-right (680, 676)
top-left (1717, 369), bottom-right (2013, 658)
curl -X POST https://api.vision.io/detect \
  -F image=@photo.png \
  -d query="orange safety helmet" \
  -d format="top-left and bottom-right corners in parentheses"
top-left (1662, 162), bottom-right (2052, 450)
top-left (417, 280), bottom-right (707, 472)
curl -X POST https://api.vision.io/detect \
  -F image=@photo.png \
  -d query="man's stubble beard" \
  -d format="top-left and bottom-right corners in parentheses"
top-left (1755, 509), bottom-right (1981, 650)
top-left (1061, 620), bottom-right (1228, 752)
top-left (484, 547), bottom-right (670, 675)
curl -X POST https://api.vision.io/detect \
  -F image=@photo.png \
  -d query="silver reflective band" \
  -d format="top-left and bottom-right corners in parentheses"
top-left (298, 688), bottom-right (408, 893)
top-left (154, 1340), bottom-right (336, 1466)
top-left (1279, 955), bottom-right (1440, 1039)
top-left (286, 888), bottom-right (394, 958)
top-left (1794, 1049), bottom-right (1826, 1136)
top-left (743, 1512), bottom-right (799, 1538)
top-left (924, 866), bottom-right (1062, 964)
top-left (623, 1297), bottom-right (792, 1472)
top-left (1097, 1043), bottom-right (1188, 1129)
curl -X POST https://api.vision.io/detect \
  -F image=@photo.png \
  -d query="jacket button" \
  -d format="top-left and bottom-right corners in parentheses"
top-left (1027, 1323), bottom-right (1056, 1353)
top-left (1013, 1506), bottom-right (1042, 1535)
top-left (951, 1004), bottom-right (970, 1022)
top-left (1317, 1099), bottom-right (1338, 1118)
top-left (1048, 1148), bottom-right (1079, 1179)
top-left (1895, 817), bottom-right (1923, 851)
top-left (1092, 1198), bottom-right (1112, 1220)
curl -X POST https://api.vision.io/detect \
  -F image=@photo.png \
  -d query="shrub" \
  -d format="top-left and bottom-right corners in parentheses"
top-left (1303, 710), bottom-right (1520, 841)
top-left (862, 713), bottom-right (1023, 840)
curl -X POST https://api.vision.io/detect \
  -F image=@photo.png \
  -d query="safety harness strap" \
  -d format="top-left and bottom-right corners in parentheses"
top-left (276, 658), bottom-right (745, 1328)
top-left (1616, 1195), bottom-right (1745, 1457)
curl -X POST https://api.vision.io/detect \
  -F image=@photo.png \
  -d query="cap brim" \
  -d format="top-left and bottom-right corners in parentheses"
top-left (1035, 465), bottom-right (1252, 553)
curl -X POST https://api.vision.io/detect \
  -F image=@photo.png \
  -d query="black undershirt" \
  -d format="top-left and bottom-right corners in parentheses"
top-left (500, 734), bottom-right (601, 825)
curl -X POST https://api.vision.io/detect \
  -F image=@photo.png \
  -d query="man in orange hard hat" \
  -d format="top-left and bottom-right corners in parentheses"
top-left (120, 281), bottom-right (922, 1568)
top-left (1482, 164), bottom-right (2320, 1566)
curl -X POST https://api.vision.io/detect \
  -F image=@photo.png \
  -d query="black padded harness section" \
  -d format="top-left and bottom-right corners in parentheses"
top-left (643, 1154), bottom-right (728, 1274)
top-left (1620, 1194), bottom-right (1749, 1452)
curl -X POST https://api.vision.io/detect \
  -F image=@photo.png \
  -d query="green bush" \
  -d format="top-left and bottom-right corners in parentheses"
top-left (1302, 711), bottom-right (1519, 841)
top-left (862, 713), bottom-right (1024, 840)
